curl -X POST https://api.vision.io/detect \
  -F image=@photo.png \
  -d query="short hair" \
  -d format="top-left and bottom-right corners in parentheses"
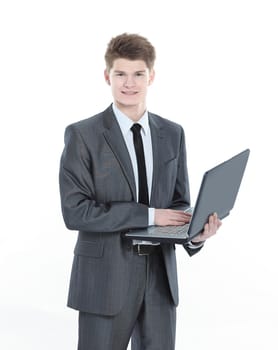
top-left (105, 33), bottom-right (156, 71)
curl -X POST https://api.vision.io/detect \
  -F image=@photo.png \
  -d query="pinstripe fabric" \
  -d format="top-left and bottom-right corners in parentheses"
top-left (78, 250), bottom-right (176, 350)
top-left (59, 105), bottom-right (203, 349)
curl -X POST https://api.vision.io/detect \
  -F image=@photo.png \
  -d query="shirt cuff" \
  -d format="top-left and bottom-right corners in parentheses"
top-left (148, 208), bottom-right (155, 226)
top-left (187, 240), bottom-right (205, 249)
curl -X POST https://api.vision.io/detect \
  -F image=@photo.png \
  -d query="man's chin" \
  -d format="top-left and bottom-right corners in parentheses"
top-left (117, 100), bottom-right (140, 108)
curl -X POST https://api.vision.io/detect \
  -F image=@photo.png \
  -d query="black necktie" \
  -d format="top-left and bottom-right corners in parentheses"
top-left (131, 123), bottom-right (149, 206)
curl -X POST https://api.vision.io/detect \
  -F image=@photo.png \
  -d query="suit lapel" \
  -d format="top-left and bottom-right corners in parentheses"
top-left (149, 114), bottom-right (164, 206)
top-left (102, 106), bottom-right (137, 201)
top-left (101, 107), bottom-right (166, 206)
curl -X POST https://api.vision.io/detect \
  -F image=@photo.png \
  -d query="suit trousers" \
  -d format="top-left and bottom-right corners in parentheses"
top-left (78, 247), bottom-right (176, 350)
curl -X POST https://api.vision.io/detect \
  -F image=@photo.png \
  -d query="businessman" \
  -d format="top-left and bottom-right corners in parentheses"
top-left (59, 33), bottom-right (221, 350)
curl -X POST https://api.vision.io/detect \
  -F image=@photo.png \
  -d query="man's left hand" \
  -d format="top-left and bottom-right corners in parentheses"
top-left (191, 212), bottom-right (222, 243)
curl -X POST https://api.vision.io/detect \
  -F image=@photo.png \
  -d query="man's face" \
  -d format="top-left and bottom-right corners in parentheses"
top-left (104, 58), bottom-right (155, 110)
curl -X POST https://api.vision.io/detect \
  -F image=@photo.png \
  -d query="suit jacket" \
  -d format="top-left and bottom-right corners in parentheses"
top-left (59, 105), bottom-right (202, 316)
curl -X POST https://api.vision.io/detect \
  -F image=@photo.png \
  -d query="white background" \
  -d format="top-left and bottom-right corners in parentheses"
top-left (0, 0), bottom-right (277, 349)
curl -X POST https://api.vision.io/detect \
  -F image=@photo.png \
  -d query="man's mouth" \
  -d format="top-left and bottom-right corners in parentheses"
top-left (122, 91), bottom-right (138, 95)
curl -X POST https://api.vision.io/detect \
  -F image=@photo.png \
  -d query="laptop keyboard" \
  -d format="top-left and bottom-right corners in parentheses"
top-left (148, 224), bottom-right (189, 236)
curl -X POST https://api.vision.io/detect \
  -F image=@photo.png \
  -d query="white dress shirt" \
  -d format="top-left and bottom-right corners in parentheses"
top-left (112, 103), bottom-right (203, 249)
top-left (112, 104), bottom-right (155, 225)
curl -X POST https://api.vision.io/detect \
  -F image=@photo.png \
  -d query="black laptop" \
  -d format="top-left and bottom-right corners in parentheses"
top-left (125, 149), bottom-right (250, 244)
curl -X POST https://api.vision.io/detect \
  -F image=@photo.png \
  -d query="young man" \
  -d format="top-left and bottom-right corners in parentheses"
top-left (59, 33), bottom-right (221, 350)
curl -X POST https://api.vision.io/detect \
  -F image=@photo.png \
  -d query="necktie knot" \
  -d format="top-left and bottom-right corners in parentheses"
top-left (131, 123), bottom-right (142, 134)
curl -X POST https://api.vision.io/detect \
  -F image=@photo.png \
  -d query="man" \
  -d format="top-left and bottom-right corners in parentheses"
top-left (59, 33), bottom-right (221, 350)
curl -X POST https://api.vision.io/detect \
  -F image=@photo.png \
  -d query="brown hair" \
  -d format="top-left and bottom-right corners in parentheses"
top-left (105, 33), bottom-right (156, 71)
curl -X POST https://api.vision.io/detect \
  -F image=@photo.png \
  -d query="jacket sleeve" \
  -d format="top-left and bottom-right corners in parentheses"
top-left (59, 125), bottom-right (148, 233)
top-left (172, 126), bottom-right (204, 256)
top-left (169, 126), bottom-right (191, 210)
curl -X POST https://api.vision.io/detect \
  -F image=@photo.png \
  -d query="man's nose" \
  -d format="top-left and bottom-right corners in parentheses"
top-left (124, 75), bottom-right (136, 87)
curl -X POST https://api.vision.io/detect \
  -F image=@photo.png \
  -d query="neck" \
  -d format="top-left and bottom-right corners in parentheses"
top-left (115, 101), bottom-right (146, 122)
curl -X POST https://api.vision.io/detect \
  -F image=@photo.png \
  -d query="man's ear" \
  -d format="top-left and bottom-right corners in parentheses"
top-left (104, 69), bottom-right (110, 85)
top-left (149, 69), bottom-right (155, 85)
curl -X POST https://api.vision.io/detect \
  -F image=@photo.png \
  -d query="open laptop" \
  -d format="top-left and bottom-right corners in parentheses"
top-left (125, 149), bottom-right (250, 244)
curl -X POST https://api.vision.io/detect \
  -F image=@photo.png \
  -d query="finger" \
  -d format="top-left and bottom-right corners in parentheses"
top-left (211, 212), bottom-right (218, 224)
top-left (211, 213), bottom-right (222, 230)
top-left (210, 213), bottom-right (219, 229)
top-left (206, 220), bottom-right (217, 237)
top-left (169, 213), bottom-right (190, 225)
top-left (169, 217), bottom-right (189, 225)
top-left (203, 223), bottom-right (209, 235)
top-left (217, 219), bottom-right (222, 228)
top-left (171, 212), bottom-right (188, 221)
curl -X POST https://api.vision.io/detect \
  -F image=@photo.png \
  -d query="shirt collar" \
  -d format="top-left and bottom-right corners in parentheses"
top-left (112, 103), bottom-right (150, 136)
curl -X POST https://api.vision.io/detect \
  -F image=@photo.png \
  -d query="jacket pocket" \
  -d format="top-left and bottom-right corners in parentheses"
top-left (164, 156), bottom-right (177, 165)
top-left (74, 240), bottom-right (104, 258)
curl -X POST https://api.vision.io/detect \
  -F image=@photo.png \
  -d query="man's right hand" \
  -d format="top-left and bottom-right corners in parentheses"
top-left (154, 209), bottom-right (191, 226)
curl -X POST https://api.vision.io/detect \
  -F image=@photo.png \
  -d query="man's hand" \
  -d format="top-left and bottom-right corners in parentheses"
top-left (154, 209), bottom-right (191, 226)
top-left (191, 212), bottom-right (222, 243)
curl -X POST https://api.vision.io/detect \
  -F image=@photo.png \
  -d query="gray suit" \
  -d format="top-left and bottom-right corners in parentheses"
top-left (59, 105), bottom-right (202, 348)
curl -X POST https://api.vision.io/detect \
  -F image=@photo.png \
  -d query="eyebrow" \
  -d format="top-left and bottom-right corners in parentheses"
top-left (114, 70), bottom-right (146, 74)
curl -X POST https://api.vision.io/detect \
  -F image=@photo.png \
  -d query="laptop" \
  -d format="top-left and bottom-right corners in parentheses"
top-left (125, 149), bottom-right (250, 244)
